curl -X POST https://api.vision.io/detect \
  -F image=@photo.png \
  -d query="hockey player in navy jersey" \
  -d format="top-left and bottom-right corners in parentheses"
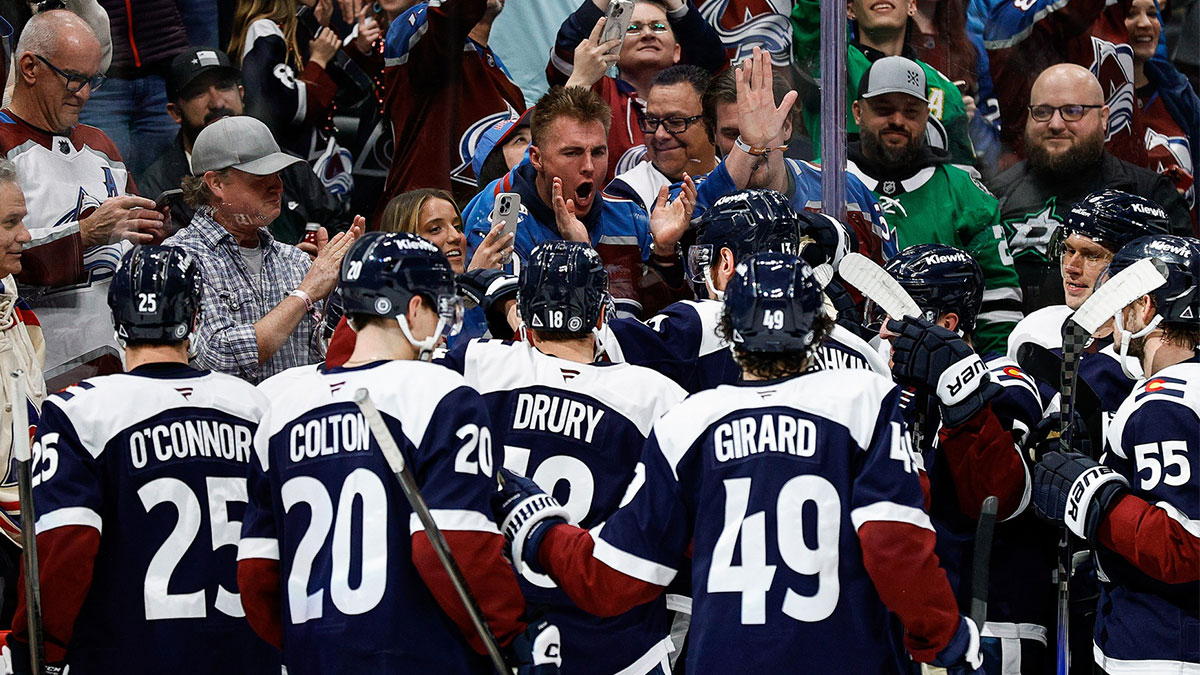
top-left (6, 246), bottom-right (279, 674)
top-left (1007, 190), bottom-right (1168, 415)
top-left (237, 232), bottom-right (559, 674)
top-left (492, 252), bottom-right (983, 673)
top-left (873, 244), bottom-right (1056, 672)
top-left (601, 189), bottom-right (888, 393)
top-left (1033, 234), bottom-right (1200, 673)
top-left (439, 240), bottom-right (687, 674)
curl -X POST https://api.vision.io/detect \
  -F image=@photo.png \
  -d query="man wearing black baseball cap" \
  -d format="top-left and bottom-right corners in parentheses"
top-left (142, 47), bottom-right (347, 240)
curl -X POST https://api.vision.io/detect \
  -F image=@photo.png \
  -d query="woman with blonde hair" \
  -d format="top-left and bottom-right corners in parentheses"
top-left (228, 0), bottom-right (342, 161)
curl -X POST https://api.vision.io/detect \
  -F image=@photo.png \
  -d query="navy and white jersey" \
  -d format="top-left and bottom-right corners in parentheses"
top-left (1007, 304), bottom-right (1142, 418)
top-left (440, 338), bottom-right (687, 674)
top-left (1093, 358), bottom-right (1200, 673)
top-left (567, 370), bottom-right (957, 672)
top-left (238, 360), bottom-right (525, 675)
top-left (602, 299), bottom-right (888, 394)
top-left (7, 364), bottom-right (278, 674)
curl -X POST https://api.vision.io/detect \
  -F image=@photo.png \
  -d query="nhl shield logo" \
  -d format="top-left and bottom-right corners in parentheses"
top-left (881, 180), bottom-right (897, 196)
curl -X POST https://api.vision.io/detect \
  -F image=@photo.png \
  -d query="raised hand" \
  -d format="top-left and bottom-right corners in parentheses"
top-left (735, 46), bottom-right (798, 147)
top-left (648, 173), bottom-right (696, 255)
top-left (468, 220), bottom-right (516, 270)
top-left (552, 177), bottom-right (590, 244)
top-left (565, 17), bottom-right (623, 89)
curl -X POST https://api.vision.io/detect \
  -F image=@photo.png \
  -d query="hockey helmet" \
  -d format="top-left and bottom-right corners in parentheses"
top-left (339, 232), bottom-right (462, 346)
top-left (724, 252), bottom-right (824, 353)
top-left (518, 240), bottom-right (608, 335)
top-left (870, 244), bottom-right (986, 333)
top-left (1105, 235), bottom-right (1200, 328)
top-left (109, 246), bottom-right (202, 344)
top-left (687, 189), bottom-right (801, 284)
top-left (1050, 190), bottom-right (1170, 259)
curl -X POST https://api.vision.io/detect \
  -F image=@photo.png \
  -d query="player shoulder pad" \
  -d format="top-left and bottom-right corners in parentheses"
top-left (258, 363), bottom-right (321, 400)
top-left (824, 323), bottom-right (891, 375)
top-left (1006, 304), bottom-right (1073, 358)
top-left (986, 355), bottom-right (1041, 396)
top-left (651, 369), bottom-right (896, 475)
top-left (1107, 362), bottom-right (1200, 459)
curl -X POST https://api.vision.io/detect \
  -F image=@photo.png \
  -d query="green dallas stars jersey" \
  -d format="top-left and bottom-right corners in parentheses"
top-left (847, 160), bottom-right (1023, 355)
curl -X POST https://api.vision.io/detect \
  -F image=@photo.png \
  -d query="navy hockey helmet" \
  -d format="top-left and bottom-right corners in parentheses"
top-left (875, 244), bottom-right (986, 333)
top-left (724, 253), bottom-right (824, 353)
top-left (1106, 235), bottom-right (1200, 328)
top-left (109, 245), bottom-right (202, 344)
top-left (1050, 190), bottom-right (1169, 259)
top-left (518, 240), bottom-right (608, 334)
top-left (339, 231), bottom-right (462, 341)
top-left (687, 189), bottom-right (801, 284)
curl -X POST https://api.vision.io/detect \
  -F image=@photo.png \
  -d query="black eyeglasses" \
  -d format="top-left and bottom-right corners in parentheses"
top-left (638, 114), bottom-right (702, 134)
top-left (626, 21), bottom-right (669, 34)
top-left (1027, 104), bottom-right (1102, 123)
top-left (36, 54), bottom-right (106, 93)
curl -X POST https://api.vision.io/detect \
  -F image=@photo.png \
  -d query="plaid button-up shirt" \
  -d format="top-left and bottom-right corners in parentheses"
top-left (165, 210), bottom-right (322, 383)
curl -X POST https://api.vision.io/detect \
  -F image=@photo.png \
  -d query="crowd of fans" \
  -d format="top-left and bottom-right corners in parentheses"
top-left (0, 0), bottom-right (1188, 388)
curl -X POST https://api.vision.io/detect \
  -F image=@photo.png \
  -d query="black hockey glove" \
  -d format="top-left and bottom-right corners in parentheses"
top-left (491, 469), bottom-right (569, 575)
top-left (929, 617), bottom-right (984, 674)
top-left (825, 279), bottom-right (875, 341)
top-left (4, 641), bottom-right (67, 675)
top-left (1033, 451), bottom-right (1128, 540)
top-left (886, 317), bottom-right (1001, 427)
top-left (507, 618), bottom-right (562, 675)
top-left (457, 269), bottom-right (519, 339)
top-left (1026, 411), bottom-right (1093, 463)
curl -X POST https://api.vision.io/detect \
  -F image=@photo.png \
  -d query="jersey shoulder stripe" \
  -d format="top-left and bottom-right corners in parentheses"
top-left (461, 339), bottom-right (687, 434)
top-left (47, 371), bottom-right (267, 458)
top-left (1107, 362), bottom-right (1200, 459)
top-left (987, 355), bottom-right (1041, 401)
top-left (1006, 304), bottom-right (1072, 358)
top-left (653, 369), bottom-right (896, 474)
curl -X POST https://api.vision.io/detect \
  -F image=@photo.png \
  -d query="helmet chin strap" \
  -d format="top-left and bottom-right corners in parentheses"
top-left (1113, 309), bottom-right (1162, 379)
top-left (704, 267), bottom-right (725, 302)
top-left (397, 314), bottom-right (446, 362)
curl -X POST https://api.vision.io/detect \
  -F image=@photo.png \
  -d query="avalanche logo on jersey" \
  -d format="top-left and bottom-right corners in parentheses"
top-left (452, 105), bottom-right (520, 188)
top-left (1145, 127), bottom-right (1194, 209)
top-left (1089, 37), bottom-right (1135, 143)
top-left (698, 0), bottom-right (792, 65)
top-left (1135, 376), bottom-right (1187, 401)
top-left (1006, 199), bottom-right (1062, 260)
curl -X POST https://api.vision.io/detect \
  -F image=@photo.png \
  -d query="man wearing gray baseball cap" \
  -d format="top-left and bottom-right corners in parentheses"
top-left (164, 115), bottom-right (362, 383)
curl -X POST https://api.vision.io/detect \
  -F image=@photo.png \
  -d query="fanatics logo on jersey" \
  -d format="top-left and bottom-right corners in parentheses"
top-left (559, 368), bottom-right (580, 381)
top-left (330, 380), bottom-right (346, 394)
top-left (175, 387), bottom-right (193, 400)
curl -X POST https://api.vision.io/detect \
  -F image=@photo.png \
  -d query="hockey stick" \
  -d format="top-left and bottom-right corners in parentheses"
top-left (970, 496), bottom-right (998, 630)
top-left (1052, 257), bottom-right (1168, 674)
top-left (838, 253), bottom-right (929, 437)
top-left (11, 370), bottom-right (44, 673)
top-left (352, 389), bottom-right (509, 675)
top-left (1015, 343), bottom-right (1103, 448)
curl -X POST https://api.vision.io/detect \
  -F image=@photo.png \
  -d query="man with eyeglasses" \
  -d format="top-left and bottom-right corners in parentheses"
top-left (992, 64), bottom-right (1190, 314)
top-left (0, 9), bottom-right (169, 391)
top-left (549, 0), bottom-right (724, 179)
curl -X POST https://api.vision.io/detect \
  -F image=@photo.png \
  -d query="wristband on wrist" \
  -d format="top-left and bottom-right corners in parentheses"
top-left (289, 289), bottom-right (315, 313)
top-left (734, 136), bottom-right (788, 157)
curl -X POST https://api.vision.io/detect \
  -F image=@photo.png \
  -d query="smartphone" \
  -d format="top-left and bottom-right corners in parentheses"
top-left (599, 0), bottom-right (635, 55)
top-left (155, 189), bottom-right (183, 209)
top-left (490, 192), bottom-right (521, 265)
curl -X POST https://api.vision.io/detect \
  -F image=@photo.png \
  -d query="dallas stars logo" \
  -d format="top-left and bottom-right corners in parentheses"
top-left (1006, 200), bottom-right (1061, 259)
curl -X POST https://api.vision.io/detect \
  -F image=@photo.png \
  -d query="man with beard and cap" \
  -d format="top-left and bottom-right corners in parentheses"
top-left (847, 56), bottom-right (1023, 355)
top-left (141, 48), bottom-right (349, 243)
top-left (990, 64), bottom-right (1190, 313)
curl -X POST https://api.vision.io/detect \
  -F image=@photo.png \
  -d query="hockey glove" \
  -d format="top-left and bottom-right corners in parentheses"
top-left (929, 616), bottom-right (984, 674)
top-left (886, 317), bottom-right (1001, 427)
top-left (458, 268), bottom-right (519, 338)
top-left (1032, 451), bottom-right (1128, 540)
top-left (491, 469), bottom-right (569, 576)
top-left (1026, 411), bottom-right (1092, 463)
top-left (508, 619), bottom-right (562, 675)
top-left (824, 279), bottom-right (874, 341)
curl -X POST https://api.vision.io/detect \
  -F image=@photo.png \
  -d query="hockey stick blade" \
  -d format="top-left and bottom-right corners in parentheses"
top-left (353, 389), bottom-right (510, 675)
top-left (12, 370), bottom-right (45, 673)
top-left (969, 496), bottom-right (998, 629)
top-left (1071, 258), bottom-right (1168, 334)
top-left (838, 253), bottom-right (921, 320)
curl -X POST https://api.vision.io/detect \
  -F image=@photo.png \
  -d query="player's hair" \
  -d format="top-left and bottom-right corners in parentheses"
top-left (180, 169), bottom-right (231, 209)
top-left (1161, 323), bottom-right (1200, 350)
top-left (717, 312), bottom-right (834, 380)
top-left (228, 0), bottom-right (301, 69)
top-left (650, 64), bottom-right (711, 97)
top-left (527, 324), bottom-right (593, 344)
top-left (379, 188), bottom-right (463, 235)
top-left (16, 10), bottom-right (99, 61)
top-left (701, 69), bottom-right (796, 145)
top-left (635, 0), bottom-right (671, 13)
top-left (0, 158), bottom-right (19, 188)
top-left (530, 86), bottom-right (612, 147)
